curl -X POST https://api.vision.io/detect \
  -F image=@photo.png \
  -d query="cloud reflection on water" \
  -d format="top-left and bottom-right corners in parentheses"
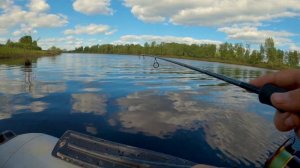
top-left (81, 88), bottom-right (102, 92)
top-left (15, 101), bottom-right (49, 113)
top-left (0, 95), bottom-right (14, 120)
top-left (0, 81), bottom-right (25, 95)
top-left (71, 93), bottom-right (107, 115)
top-left (30, 82), bottom-right (67, 98)
top-left (85, 125), bottom-right (98, 135)
top-left (0, 78), bottom-right (66, 98)
top-left (114, 89), bottom-right (286, 166)
top-left (0, 95), bottom-right (48, 120)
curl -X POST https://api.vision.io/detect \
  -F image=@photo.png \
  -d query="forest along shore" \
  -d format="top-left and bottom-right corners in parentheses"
top-left (1, 36), bottom-right (299, 70)
top-left (72, 38), bottom-right (299, 70)
top-left (0, 36), bottom-right (61, 60)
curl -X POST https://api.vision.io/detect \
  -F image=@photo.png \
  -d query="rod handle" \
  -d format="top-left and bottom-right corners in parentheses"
top-left (259, 83), bottom-right (288, 112)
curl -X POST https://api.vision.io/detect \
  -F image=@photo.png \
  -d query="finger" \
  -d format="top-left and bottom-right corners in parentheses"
top-left (271, 88), bottom-right (300, 112)
top-left (285, 113), bottom-right (300, 129)
top-left (274, 111), bottom-right (300, 132)
top-left (250, 69), bottom-right (300, 89)
top-left (295, 128), bottom-right (300, 138)
top-left (274, 111), bottom-right (293, 131)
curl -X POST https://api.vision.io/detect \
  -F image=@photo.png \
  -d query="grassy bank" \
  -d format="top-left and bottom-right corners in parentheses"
top-left (0, 46), bottom-right (60, 59)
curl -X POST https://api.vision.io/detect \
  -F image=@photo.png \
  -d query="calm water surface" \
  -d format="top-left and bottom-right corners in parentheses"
top-left (0, 54), bottom-right (288, 167)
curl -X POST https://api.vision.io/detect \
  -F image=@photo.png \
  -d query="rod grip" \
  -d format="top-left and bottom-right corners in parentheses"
top-left (259, 84), bottom-right (288, 112)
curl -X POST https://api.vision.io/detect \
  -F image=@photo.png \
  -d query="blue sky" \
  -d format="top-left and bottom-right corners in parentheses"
top-left (0, 0), bottom-right (299, 50)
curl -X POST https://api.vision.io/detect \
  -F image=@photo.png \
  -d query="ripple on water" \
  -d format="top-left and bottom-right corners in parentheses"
top-left (0, 54), bottom-right (282, 167)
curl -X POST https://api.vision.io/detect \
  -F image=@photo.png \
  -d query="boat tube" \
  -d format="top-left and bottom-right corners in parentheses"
top-left (0, 130), bottom-right (196, 168)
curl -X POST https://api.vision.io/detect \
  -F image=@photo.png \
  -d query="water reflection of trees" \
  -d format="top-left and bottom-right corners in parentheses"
top-left (0, 64), bottom-right (64, 119)
top-left (215, 65), bottom-right (271, 82)
top-left (113, 90), bottom-right (287, 167)
top-left (0, 64), bottom-right (66, 97)
top-left (22, 64), bottom-right (35, 93)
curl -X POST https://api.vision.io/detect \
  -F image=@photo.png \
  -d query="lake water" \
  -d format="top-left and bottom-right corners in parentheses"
top-left (0, 54), bottom-right (288, 167)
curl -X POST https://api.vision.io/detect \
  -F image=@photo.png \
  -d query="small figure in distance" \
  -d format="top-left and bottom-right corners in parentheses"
top-left (24, 59), bottom-right (32, 66)
top-left (250, 69), bottom-right (300, 136)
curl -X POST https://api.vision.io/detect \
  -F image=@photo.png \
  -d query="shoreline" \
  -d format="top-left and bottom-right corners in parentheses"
top-left (0, 51), bottom-right (61, 59)
top-left (0, 47), bottom-right (61, 59)
top-left (1, 50), bottom-right (294, 70)
top-left (151, 55), bottom-right (290, 70)
top-left (69, 52), bottom-right (292, 70)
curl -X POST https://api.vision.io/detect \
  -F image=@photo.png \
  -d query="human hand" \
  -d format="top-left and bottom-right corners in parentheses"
top-left (250, 69), bottom-right (300, 136)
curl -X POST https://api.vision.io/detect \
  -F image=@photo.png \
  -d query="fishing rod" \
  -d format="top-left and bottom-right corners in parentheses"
top-left (152, 56), bottom-right (286, 111)
top-left (152, 56), bottom-right (300, 168)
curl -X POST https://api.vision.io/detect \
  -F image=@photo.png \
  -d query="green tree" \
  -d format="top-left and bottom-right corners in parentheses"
top-left (144, 42), bottom-right (150, 54)
top-left (5, 36), bottom-right (42, 50)
top-left (276, 49), bottom-right (284, 65)
top-left (219, 43), bottom-right (228, 59)
top-left (264, 38), bottom-right (277, 64)
top-left (234, 43), bottom-right (244, 60)
top-left (75, 46), bottom-right (84, 52)
top-left (84, 46), bottom-right (90, 52)
top-left (288, 50), bottom-right (299, 67)
top-left (19, 36), bottom-right (33, 44)
top-left (71, 37), bottom-right (294, 69)
top-left (248, 50), bottom-right (262, 64)
top-left (6, 39), bottom-right (12, 45)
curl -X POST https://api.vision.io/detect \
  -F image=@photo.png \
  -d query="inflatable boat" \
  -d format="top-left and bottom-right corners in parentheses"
top-left (0, 130), bottom-right (196, 168)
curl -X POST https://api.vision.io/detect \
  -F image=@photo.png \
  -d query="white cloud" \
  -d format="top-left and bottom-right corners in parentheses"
top-left (105, 29), bottom-right (118, 35)
top-left (114, 35), bottom-right (222, 45)
top-left (64, 24), bottom-right (116, 35)
top-left (39, 36), bottom-right (80, 50)
top-left (124, 0), bottom-right (300, 26)
top-left (0, 0), bottom-right (11, 9)
top-left (218, 25), bottom-right (295, 45)
top-left (0, 0), bottom-right (68, 35)
top-left (12, 24), bottom-right (37, 36)
top-left (0, 38), bottom-right (6, 44)
top-left (0, 28), bottom-right (7, 35)
top-left (28, 0), bottom-right (49, 12)
top-left (73, 0), bottom-right (113, 15)
top-left (290, 44), bottom-right (300, 51)
top-left (38, 36), bottom-right (101, 50)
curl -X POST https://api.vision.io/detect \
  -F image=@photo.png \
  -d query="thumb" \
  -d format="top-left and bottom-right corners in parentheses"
top-left (271, 89), bottom-right (300, 113)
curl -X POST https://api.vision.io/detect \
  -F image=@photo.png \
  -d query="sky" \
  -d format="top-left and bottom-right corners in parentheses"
top-left (0, 0), bottom-right (300, 50)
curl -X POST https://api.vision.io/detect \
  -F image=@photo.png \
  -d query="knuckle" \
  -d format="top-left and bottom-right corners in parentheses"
top-left (289, 89), bottom-right (300, 107)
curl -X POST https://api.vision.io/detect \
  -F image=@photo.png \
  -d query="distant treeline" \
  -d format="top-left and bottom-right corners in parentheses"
top-left (0, 36), bottom-right (61, 59)
top-left (73, 38), bottom-right (300, 69)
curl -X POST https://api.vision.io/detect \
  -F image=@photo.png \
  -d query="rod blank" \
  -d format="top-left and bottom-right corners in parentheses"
top-left (153, 56), bottom-right (287, 111)
top-left (154, 56), bottom-right (260, 94)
